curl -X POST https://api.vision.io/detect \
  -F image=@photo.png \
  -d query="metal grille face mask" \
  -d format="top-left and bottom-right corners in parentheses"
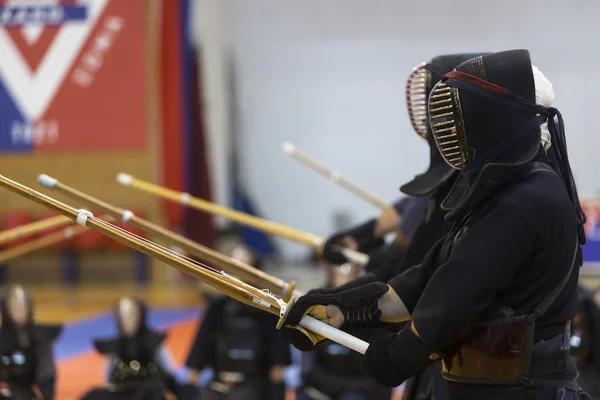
top-left (406, 63), bottom-right (431, 138)
top-left (428, 81), bottom-right (469, 169)
top-left (117, 297), bottom-right (141, 337)
top-left (6, 286), bottom-right (30, 327)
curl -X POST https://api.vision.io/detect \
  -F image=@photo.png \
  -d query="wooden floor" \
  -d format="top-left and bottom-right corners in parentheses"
top-left (27, 277), bottom-right (600, 325)
top-left (29, 283), bottom-right (203, 324)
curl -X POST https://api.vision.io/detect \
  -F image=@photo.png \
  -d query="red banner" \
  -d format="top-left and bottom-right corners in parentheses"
top-left (159, 0), bottom-right (185, 228)
top-left (0, 0), bottom-right (147, 152)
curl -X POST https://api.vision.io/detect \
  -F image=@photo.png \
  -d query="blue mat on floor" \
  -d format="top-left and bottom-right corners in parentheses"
top-left (55, 308), bottom-right (201, 360)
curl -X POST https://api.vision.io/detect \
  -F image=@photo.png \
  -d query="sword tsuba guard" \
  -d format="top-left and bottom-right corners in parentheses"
top-left (276, 296), bottom-right (296, 330)
top-left (282, 281), bottom-right (296, 302)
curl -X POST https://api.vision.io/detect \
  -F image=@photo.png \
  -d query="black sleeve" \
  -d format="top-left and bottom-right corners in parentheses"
top-left (37, 377), bottom-right (55, 400)
top-left (347, 219), bottom-right (385, 253)
top-left (367, 243), bottom-right (406, 283)
top-left (387, 236), bottom-right (446, 313)
top-left (269, 382), bottom-right (286, 400)
top-left (264, 315), bottom-right (292, 367)
top-left (391, 202), bottom-right (539, 369)
top-left (321, 219), bottom-right (384, 265)
top-left (184, 299), bottom-right (224, 370)
top-left (392, 197), bottom-right (410, 215)
top-left (35, 343), bottom-right (56, 398)
top-left (394, 205), bottom-right (454, 276)
top-left (309, 273), bottom-right (378, 295)
top-left (393, 196), bottom-right (429, 242)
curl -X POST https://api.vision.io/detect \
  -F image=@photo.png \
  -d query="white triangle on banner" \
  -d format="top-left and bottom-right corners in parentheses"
top-left (7, 0), bottom-right (61, 45)
top-left (21, 25), bottom-right (44, 45)
top-left (0, 0), bottom-right (110, 121)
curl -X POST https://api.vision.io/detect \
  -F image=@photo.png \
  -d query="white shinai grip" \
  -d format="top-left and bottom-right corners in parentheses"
top-left (299, 315), bottom-right (368, 354)
top-left (281, 141), bottom-right (296, 154)
top-left (117, 173), bottom-right (133, 186)
top-left (334, 246), bottom-right (369, 266)
top-left (122, 210), bottom-right (134, 222)
top-left (37, 174), bottom-right (58, 188)
top-left (76, 210), bottom-right (94, 226)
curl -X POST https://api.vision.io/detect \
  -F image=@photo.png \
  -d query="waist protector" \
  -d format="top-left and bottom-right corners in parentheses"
top-left (442, 320), bottom-right (532, 384)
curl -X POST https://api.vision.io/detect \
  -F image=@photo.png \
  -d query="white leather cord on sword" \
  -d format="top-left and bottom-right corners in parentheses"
top-left (116, 173), bottom-right (370, 266)
top-left (282, 142), bottom-right (389, 211)
top-left (0, 174), bottom-right (368, 355)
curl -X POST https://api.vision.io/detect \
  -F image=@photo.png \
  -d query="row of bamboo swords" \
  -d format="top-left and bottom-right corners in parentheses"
top-left (0, 143), bottom-right (393, 355)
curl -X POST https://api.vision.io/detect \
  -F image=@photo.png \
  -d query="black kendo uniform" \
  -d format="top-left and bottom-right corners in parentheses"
top-left (80, 299), bottom-right (183, 400)
top-left (185, 295), bottom-right (292, 400)
top-left (283, 50), bottom-right (592, 399)
top-left (367, 196), bottom-right (429, 281)
top-left (310, 54), bottom-right (489, 400)
top-left (0, 286), bottom-right (61, 400)
top-left (356, 50), bottom-right (591, 399)
top-left (300, 201), bottom-right (422, 400)
top-left (570, 286), bottom-right (600, 397)
top-left (295, 198), bottom-right (424, 400)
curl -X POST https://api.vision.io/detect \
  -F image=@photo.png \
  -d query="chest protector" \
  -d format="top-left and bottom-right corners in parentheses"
top-left (214, 303), bottom-right (264, 377)
top-left (440, 163), bottom-right (582, 392)
top-left (315, 340), bottom-right (363, 376)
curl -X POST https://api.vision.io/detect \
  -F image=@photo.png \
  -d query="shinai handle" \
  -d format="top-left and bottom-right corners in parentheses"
top-left (299, 315), bottom-right (369, 354)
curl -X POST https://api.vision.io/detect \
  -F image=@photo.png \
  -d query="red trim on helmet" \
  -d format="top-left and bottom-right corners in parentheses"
top-left (442, 70), bottom-right (507, 96)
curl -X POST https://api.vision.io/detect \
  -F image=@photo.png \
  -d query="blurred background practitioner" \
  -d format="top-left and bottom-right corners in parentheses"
top-left (80, 297), bottom-right (185, 400)
top-left (0, 285), bottom-right (61, 400)
top-left (296, 258), bottom-right (393, 400)
top-left (0, 0), bottom-right (598, 399)
top-left (185, 244), bottom-right (291, 400)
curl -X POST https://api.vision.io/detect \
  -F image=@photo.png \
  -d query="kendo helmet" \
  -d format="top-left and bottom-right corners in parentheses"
top-left (1, 285), bottom-right (34, 328)
top-left (114, 297), bottom-right (147, 337)
top-left (428, 50), bottom-right (542, 170)
top-left (428, 50), bottom-right (585, 240)
top-left (401, 53), bottom-right (490, 196)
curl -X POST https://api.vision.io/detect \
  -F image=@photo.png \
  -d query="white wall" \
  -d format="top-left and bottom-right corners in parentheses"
top-left (193, 0), bottom-right (231, 227)
top-left (204, 0), bottom-right (599, 257)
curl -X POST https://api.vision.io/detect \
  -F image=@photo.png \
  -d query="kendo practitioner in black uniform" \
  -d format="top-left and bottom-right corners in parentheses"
top-left (0, 285), bottom-right (61, 400)
top-left (310, 53), bottom-right (489, 400)
top-left (80, 297), bottom-right (183, 400)
top-left (319, 54), bottom-right (493, 286)
top-left (185, 244), bottom-right (291, 400)
top-left (281, 50), bottom-right (592, 399)
top-left (297, 261), bottom-right (393, 400)
top-left (320, 195), bottom-right (425, 284)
